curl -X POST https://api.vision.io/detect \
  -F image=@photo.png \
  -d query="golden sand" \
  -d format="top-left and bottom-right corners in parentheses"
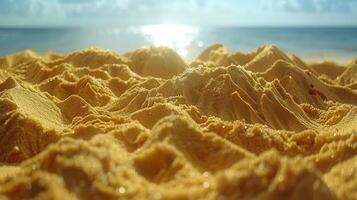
top-left (0, 45), bottom-right (356, 200)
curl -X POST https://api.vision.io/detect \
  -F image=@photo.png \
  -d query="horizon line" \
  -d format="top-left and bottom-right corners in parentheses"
top-left (0, 24), bottom-right (357, 29)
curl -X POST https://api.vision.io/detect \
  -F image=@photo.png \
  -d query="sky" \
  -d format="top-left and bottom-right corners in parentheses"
top-left (0, 0), bottom-right (357, 26)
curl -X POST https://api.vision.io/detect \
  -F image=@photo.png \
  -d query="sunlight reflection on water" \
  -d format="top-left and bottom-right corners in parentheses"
top-left (129, 24), bottom-right (200, 57)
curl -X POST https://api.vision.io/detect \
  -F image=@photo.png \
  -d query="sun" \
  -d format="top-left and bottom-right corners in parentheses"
top-left (139, 24), bottom-right (199, 57)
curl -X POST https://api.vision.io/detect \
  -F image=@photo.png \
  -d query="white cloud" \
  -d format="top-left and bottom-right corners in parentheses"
top-left (0, 0), bottom-right (356, 26)
top-left (261, 0), bottom-right (356, 13)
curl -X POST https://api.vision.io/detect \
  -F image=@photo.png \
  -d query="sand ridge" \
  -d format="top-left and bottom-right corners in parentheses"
top-left (0, 45), bottom-right (356, 200)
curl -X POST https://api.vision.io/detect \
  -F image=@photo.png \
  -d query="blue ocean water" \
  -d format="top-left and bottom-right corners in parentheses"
top-left (0, 26), bottom-right (356, 61)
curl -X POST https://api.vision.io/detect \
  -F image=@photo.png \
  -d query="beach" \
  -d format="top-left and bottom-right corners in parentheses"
top-left (0, 44), bottom-right (356, 199)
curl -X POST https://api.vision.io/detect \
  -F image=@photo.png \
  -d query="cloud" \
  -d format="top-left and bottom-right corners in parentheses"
top-left (0, 0), bottom-right (246, 18)
top-left (261, 0), bottom-right (357, 13)
top-left (0, 0), bottom-right (356, 26)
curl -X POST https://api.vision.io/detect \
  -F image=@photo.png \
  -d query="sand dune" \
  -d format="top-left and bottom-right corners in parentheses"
top-left (0, 45), bottom-right (356, 200)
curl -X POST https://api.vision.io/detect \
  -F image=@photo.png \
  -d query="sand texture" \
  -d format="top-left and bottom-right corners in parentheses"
top-left (0, 45), bottom-right (356, 200)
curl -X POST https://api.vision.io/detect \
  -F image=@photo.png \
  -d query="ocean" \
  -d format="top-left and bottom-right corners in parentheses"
top-left (1, 25), bottom-right (356, 62)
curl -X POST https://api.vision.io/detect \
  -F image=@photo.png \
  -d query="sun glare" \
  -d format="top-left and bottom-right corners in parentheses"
top-left (136, 24), bottom-right (199, 57)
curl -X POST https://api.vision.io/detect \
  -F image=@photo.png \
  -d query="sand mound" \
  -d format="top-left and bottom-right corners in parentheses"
top-left (0, 45), bottom-right (356, 200)
top-left (125, 46), bottom-right (187, 78)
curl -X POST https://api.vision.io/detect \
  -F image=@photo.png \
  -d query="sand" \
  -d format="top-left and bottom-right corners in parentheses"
top-left (0, 45), bottom-right (356, 200)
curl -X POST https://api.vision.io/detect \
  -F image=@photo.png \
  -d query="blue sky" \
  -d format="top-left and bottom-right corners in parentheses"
top-left (0, 0), bottom-right (357, 26)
